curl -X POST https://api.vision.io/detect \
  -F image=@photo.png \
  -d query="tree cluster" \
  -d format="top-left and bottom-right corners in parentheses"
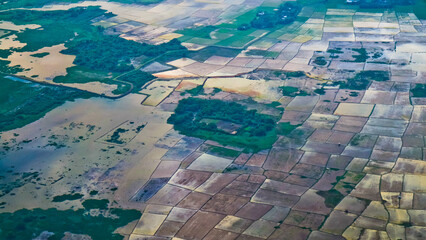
top-left (117, 70), bottom-right (155, 92)
top-left (0, 7), bottom-right (187, 73)
top-left (168, 98), bottom-right (276, 137)
top-left (63, 38), bottom-right (186, 73)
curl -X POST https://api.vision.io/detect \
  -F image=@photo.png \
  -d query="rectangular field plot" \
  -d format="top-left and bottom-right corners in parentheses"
top-left (140, 80), bottom-right (181, 106)
top-left (216, 35), bottom-right (256, 48)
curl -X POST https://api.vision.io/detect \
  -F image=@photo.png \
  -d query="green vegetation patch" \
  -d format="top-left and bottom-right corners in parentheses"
top-left (116, 70), bottom-right (155, 93)
top-left (184, 85), bottom-right (205, 96)
top-left (53, 66), bottom-right (114, 84)
top-left (339, 70), bottom-right (390, 90)
top-left (327, 48), bottom-right (343, 54)
top-left (313, 56), bottom-right (327, 66)
top-left (53, 66), bottom-right (132, 96)
top-left (228, 6), bottom-right (275, 28)
top-left (351, 48), bottom-right (369, 62)
top-left (106, 128), bottom-right (128, 144)
top-left (63, 37), bottom-right (186, 73)
top-left (280, 86), bottom-right (309, 97)
top-left (89, 190), bottom-right (99, 196)
top-left (168, 98), bottom-right (280, 151)
top-left (112, 83), bottom-right (132, 95)
top-left (339, 78), bottom-right (368, 90)
top-left (357, 70), bottom-right (390, 82)
top-left (0, 75), bottom-right (93, 132)
top-left (285, 71), bottom-right (305, 78)
top-left (205, 145), bottom-right (240, 158)
top-left (82, 199), bottom-right (109, 210)
top-left (0, 29), bottom-right (12, 38)
top-left (0, 7), bottom-right (186, 87)
top-left (0, 59), bottom-right (23, 75)
top-left (245, 49), bottom-right (280, 58)
top-left (0, 172), bottom-right (39, 197)
top-left (223, 164), bottom-right (254, 174)
top-left (0, 205), bottom-right (141, 240)
top-left (249, 2), bottom-right (301, 29)
top-left (343, 171), bottom-right (365, 183)
top-left (411, 84), bottom-right (426, 97)
top-left (29, 52), bottom-right (49, 58)
top-left (280, 86), bottom-right (298, 96)
top-left (412, 0), bottom-right (426, 19)
top-left (0, 49), bottom-right (13, 59)
top-left (334, 171), bottom-right (366, 194)
top-left (52, 193), bottom-right (84, 202)
top-left (176, 26), bottom-right (218, 39)
top-left (185, 37), bottom-right (219, 46)
top-left (216, 35), bottom-right (256, 48)
top-left (187, 46), bottom-right (241, 62)
top-left (0, 7), bottom-right (108, 52)
top-left (276, 122), bottom-right (300, 135)
top-left (349, 91), bottom-right (359, 97)
top-left (316, 189), bottom-right (345, 208)
top-left (350, 133), bottom-right (378, 148)
top-left (314, 88), bottom-right (326, 95)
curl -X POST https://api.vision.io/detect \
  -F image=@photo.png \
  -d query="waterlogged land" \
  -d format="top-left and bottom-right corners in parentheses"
top-left (0, 0), bottom-right (426, 239)
top-left (0, 6), bottom-right (187, 97)
top-left (0, 75), bottom-right (93, 132)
